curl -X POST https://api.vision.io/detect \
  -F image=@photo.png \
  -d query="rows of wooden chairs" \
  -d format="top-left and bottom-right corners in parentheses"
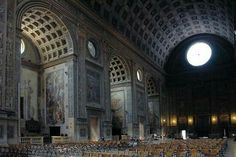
top-left (0, 138), bottom-right (227, 157)
top-left (0, 145), bottom-right (28, 157)
top-left (126, 139), bottom-right (227, 157)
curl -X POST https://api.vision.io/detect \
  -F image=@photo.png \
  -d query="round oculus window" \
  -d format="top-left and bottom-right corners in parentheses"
top-left (21, 39), bottom-right (25, 54)
top-left (87, 40), bottom-right (96, 58)
top-left (137, 69), bottom-right (142, 81)
top-left (186, 42), bottom-right (212, 66)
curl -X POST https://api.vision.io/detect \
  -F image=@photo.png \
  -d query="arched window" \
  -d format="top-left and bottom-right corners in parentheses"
top-left (137, 69), bottom-right (143, 82)
top-left (21, 39), bottom-right (25, 54)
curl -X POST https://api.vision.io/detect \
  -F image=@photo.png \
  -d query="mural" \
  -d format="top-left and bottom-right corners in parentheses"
top-left (87, 70), bottom-right (100, 103)
top-left (46, 69), bottom-right (65, 125)
top-left (20, 68), bottom-right (38, 120)
top-left (111, 91), bottom-right (125, 132)
top-left (25, 80), bottom-right (34, 119)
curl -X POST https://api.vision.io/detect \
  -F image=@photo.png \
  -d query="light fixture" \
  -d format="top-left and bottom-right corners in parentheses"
top-left (172, 119), bottom-right (177, 124)
top-left (211, 115), bottom-right (217, 124)
top-left (188, 116), bottom-right (193, 125)
top-left (186, 42), bottom-right (212, 66)
top-left (231, 113), bottom-right (236, 124)
top-left (161, 118), bottom-right (166, 126)
top-left (171, 116), bottom-right (177, 126)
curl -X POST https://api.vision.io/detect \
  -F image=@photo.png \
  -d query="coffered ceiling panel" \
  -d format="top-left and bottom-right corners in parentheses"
top-left (81, 0), bottom-right (234, 68)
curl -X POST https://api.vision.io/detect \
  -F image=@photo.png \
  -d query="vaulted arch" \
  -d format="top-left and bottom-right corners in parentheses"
top-left (20, 7), bottom-right (73, 63)
top-left (16, 2), bottom-right (76, 139)
top-left (81, 0), bottom-right (234, 68)
top-left (146, 77), bottom-right (159, 97)
top-left (109, 55), bottom-right (130, 84)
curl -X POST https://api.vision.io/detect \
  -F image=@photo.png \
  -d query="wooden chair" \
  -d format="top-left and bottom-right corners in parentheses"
top-left (205, 153), bottom-right (218, 157)
top-left (91, 152), bottom-right (99, 157)
top-left (191, 150), bottom-right (201, 157)
top-left (102, 153), bottom-right (110, 157)
top-left (123, 155), bottom-right (132, 157)
top-left (113, 154), bottom-right (121, 157)
top-left (83, 152), bottom-right (90, 157)
top-left (176, 151), bottom-right (187, 157)
top-left (165, 151), bottom-right (173, 157)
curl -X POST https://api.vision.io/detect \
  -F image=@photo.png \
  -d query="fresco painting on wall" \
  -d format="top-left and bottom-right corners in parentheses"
top-left (87, 70), bottom-right (100, 104)
top-left (21, 79), bottom-right (34, 119)
top-left (20, 68), bottom-right (39, 121)
top-left (25, 80), bottom-right (34, 120)
top-left (46, 69), bottom-right (65, 125)
top-left (111, 91), bottom-right (125, 130)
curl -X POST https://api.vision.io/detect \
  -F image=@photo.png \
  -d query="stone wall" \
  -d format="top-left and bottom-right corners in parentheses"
top-left (165, 67), bottom-right (236, 137)
top-left (0, 0), bottom-right (165, 144)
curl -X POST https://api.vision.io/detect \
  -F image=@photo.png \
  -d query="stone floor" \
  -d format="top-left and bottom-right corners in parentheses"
top-left (225, 139), bottom-right (236, 157)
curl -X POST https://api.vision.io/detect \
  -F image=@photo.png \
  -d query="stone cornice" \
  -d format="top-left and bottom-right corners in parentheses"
top-left (41, 54), bottom-right (77, 69)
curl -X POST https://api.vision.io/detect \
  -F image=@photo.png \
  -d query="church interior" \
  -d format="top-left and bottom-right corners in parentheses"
top-left (0, 0), bottom-right (236, 156)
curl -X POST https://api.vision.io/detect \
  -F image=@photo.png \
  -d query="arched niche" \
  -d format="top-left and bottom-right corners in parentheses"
top-left (17, 3), bottom-right (75, 139)
top-left (109, 55), bottom-right (132, 137)
top-left (146, 76), bottom-right (160, 134)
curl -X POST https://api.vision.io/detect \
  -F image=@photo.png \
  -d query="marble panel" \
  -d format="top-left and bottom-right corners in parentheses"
top-left (86, 70), bottom-right (100, 104)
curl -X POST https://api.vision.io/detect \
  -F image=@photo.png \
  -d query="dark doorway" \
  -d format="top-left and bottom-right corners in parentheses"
top-left (20, 97), bottom-right (24, 119)
top-left (112, 115), bottom-right (122, 138)
top-left (220, 122), bottom-right (229, 137)
top-left (50, 127), bottom-right (60, 136)
top-left (196, 115), bottom-right (210, 137)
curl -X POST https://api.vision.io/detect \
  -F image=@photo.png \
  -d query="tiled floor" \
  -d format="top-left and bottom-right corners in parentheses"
top-left (225, 139), bottom-right (236, 157)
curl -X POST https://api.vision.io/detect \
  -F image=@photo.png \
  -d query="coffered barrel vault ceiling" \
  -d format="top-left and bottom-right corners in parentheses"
top-left (21, 7), bottom-right (73, 64)
top-left (81, 0), bottom-right (234, 68)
